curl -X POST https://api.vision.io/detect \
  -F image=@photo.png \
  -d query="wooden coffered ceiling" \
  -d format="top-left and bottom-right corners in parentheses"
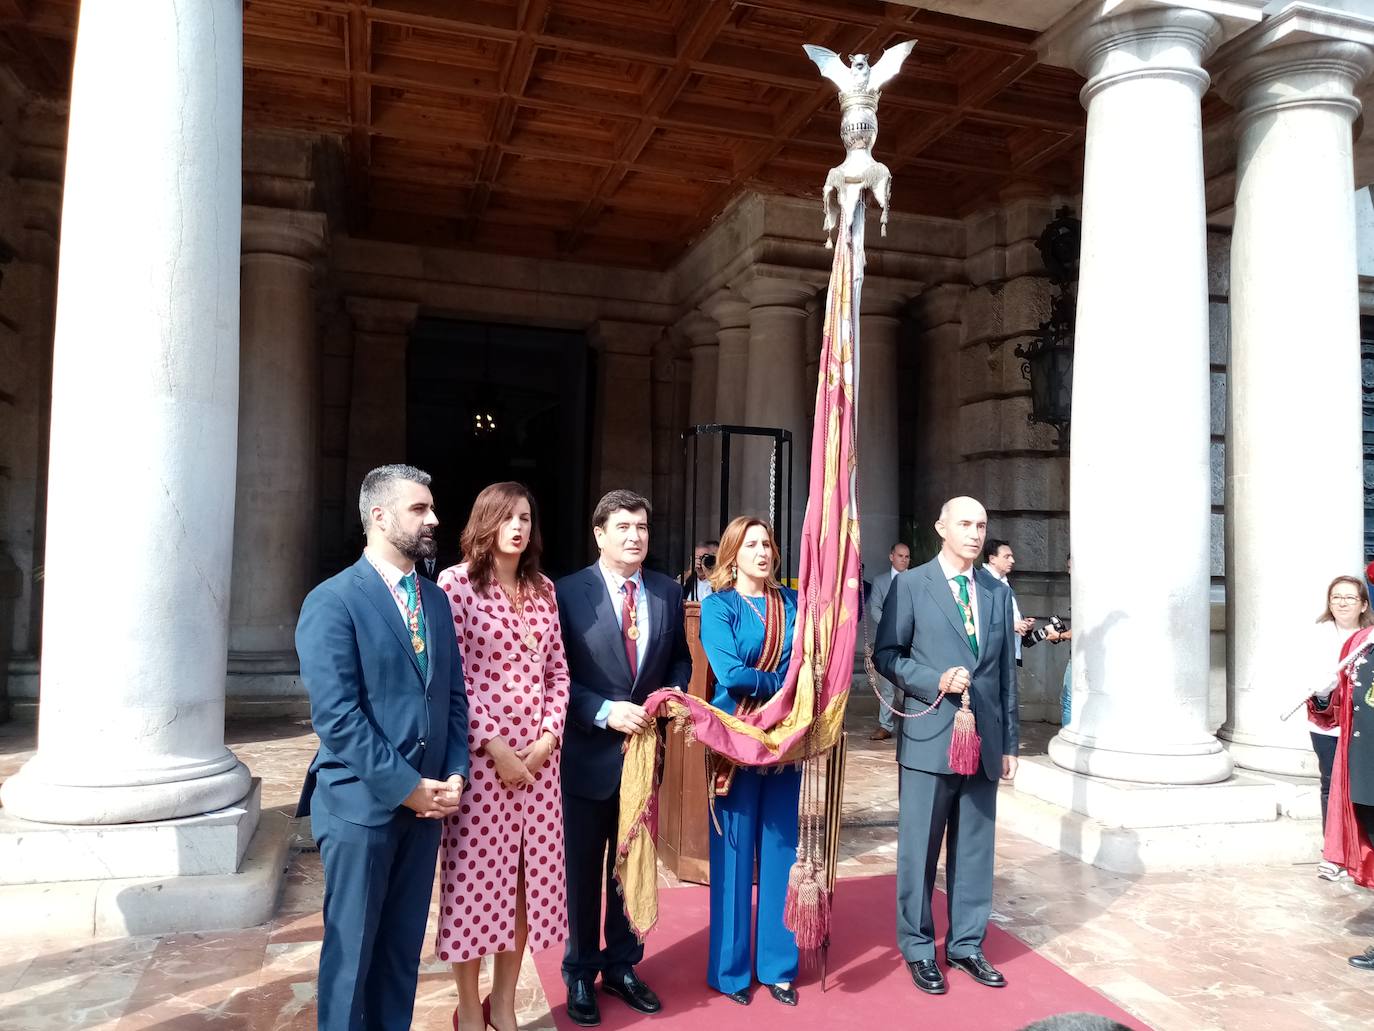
top-left (0, 0), bottom-right (1087, 268)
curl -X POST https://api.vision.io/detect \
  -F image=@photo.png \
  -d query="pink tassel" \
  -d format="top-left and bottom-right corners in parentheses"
top-left (947, 694), bottom-right (981, 775)
top-left (783, 857), bottom-right (831, 951)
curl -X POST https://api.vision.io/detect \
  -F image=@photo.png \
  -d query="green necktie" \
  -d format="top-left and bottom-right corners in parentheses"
top-left (402, 572), bottom-right (429, 679)
top-left (953, 574), bottom-right (979, 658)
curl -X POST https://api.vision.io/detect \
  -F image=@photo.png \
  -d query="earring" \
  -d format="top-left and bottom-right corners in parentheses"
top-left (731, 564), bottom-right (738, 579)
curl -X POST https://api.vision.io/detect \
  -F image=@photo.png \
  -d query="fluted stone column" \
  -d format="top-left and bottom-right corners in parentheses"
top-left (229, 207), bottom-right (327, 672)
top-left (681, 311), bottom-right (720, 539)
top-left (741, 276), bottom-right (817, 564)
top-left (590, 320), bottom-right (659, 502)
top-left (344, 297), bottom-right (419, 502)
top-left (858, 292), bottom-right (904, 577)
top-left (703, 291), bottom-right (751, 524)
top-left (1216, 9), bottom-right (1374, 776)
top-left (1049, 7), bottom-right (1232, 785)
top-left (1, 1), bottom-right (250, 823)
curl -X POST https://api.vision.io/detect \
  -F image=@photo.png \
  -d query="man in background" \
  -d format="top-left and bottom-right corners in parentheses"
top-left (868, 541), bottom-right (911, 740)
top-left (983, 539), bottom-right (1034, 664)
top-left (682, 539), bottom-right (719, 603)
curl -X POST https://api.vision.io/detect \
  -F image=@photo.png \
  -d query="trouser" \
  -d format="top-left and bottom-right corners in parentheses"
top-left (313, 805), bottom-right (442, 1031)
top-left (1060, 660), bottom-right (1073, 726)
top-left (896, 766), bottom-right (998, 963)
top-left (1311, 732), bottom-right (1338, 831)
top-left (877, 674), bottom-right (897, 731)
top-left (707, 765), bottom-right (802, 994)
top-left (1357, 802), bottom-right (1374, 841)
top-left (562, 791), bottom-right (644, 984)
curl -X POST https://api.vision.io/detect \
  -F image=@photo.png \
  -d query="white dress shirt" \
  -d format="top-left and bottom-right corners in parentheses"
top-left (593, 562), bottom-right (651, 729)
top-left (984, 563), bottom-right (1022, 660)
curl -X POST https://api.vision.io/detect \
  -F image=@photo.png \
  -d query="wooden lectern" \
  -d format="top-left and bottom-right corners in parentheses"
top-left (654, 600), bottom-right (711, 884)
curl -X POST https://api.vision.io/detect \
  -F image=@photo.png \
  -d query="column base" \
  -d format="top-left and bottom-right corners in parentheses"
top-left (0, 757), bottom-right (252, 825)
top-left (1049, 730), bottom-right (1233, 784)
top-left (0, 780), bottom-right (261, 884)
top-left (1219, 734), bottom-right (1319, 778)
top-left (0, 803), bottom-right (291, 940)
top-left (1003, 756), bottom-right (1318, 874)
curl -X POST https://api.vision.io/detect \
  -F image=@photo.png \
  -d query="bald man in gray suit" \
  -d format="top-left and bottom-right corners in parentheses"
top-left (874, 496), bottom-right (1018, 996)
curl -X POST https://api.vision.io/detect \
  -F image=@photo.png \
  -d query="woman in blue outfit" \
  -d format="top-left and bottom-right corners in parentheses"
top-left (698, 515), bottom-right (801, 1008)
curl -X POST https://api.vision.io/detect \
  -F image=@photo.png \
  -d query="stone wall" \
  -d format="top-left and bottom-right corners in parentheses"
top-left (947, 198), bottom-right (1073, 722)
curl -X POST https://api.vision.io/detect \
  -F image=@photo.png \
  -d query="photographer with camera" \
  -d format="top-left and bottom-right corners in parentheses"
top-left (683, 539), bottom-right (720, 603)
top-left (983, 540), bottom-right (1033, 664)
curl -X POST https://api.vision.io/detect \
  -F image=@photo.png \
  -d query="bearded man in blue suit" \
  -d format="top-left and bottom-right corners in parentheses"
top-left (296, 464), bottom-right (470, 1031)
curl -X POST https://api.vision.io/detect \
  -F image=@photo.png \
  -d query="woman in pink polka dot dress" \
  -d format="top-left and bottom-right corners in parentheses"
top-left (436, 482), bottom-right (569, 1031)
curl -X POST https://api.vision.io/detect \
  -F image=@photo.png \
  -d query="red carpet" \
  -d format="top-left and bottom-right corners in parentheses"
top-left (533, 874), bottom-right (1147, 1030)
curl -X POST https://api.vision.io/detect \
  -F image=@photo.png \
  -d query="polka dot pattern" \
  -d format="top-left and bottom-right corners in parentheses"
top-left (433, 562), bottom-right (570, 962)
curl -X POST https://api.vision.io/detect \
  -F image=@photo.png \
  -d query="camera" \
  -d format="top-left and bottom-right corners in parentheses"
top-left (1022, 615), bottom-right (1066, 648)
top-left (700, 553), bottom-right (716, 570)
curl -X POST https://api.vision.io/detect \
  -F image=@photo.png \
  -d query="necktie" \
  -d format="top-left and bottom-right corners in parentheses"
top-left (953, 574), bottom-right (979, 658)
top-left (402, 572), bottom-right (429, 679)
top-left (622, 580), bottom-right (639, 682)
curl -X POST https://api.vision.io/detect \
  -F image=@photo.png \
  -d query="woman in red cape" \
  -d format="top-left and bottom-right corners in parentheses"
top-left (1307, 622), bottom-right (1374, 970)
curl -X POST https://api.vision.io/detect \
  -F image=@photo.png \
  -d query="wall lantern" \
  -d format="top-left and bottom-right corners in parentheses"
top-left (1015, 206), bottom-right (1080, 452)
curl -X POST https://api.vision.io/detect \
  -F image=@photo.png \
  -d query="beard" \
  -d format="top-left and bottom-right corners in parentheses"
top-left (389, 524), bottom-right (437, 562)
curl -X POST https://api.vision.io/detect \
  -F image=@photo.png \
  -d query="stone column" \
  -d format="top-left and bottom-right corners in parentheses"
top-left (1216, 10), bottom-right (1374, 776)
top-left (1049, 7), bottom-right (1232, 785)
top-left (858, 291), bottom-right (904, 578)
top-left (1, 1), bottom-right (250, 822)
top-left (702, 291), bottom-right (751, 526)
top-left (741, 275), bottom-right (817, 566)
top-left (589, 320), bottom-right (660, 503)
top-left (229, 207), bottom-right (327, 672)
top-left (344, 297), bottom-right (419, 504)
top-left (681, 311), bottom-right (720, 542)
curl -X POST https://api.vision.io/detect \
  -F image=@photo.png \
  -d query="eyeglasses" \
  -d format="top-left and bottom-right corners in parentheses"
top-left (1331, 595), bottom-right (1362, 604)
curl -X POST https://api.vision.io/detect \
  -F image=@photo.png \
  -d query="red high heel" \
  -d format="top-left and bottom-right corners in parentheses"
top-left (451, 998), bottom-right (495, 1031)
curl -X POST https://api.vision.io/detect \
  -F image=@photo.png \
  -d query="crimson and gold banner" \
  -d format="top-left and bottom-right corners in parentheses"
top-left (615, 203), bottom-right (868, 940)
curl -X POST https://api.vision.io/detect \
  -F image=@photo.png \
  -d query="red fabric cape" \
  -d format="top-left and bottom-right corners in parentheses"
top-left (1308, 624), bottom-right (1374, 887)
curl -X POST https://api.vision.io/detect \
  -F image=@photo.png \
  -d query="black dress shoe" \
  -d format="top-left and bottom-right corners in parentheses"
top-left (566, 979), bottom-right (600, 1027)
top-left (602, 967), bottom-right (663, 1014)
top-left (947, 951), bottom-right (1006, 987)
top-left (906, 959), bottom-right (947, 995)
top-left (766, 983), bottom-right (798, 1006)
top-left (723, 987), bottom-right (752, 1005)
top-left (1350, 945), bottom-right (1374, 970)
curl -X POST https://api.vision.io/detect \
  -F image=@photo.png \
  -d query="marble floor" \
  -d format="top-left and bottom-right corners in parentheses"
top-left (1, 717), bottom-right (1372, 1030)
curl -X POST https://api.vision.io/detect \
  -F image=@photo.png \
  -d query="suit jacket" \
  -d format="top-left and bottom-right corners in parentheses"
top-left (416, 555), bottom-right (440, 582)
top-left (295, 555), bottom-right (470, 826)
top-left (556, 563), bottom-right (692, 801)
top-left (873, 556), bottom-right (1017, 780)
top-left (868, 569), bottom-right (894, 628)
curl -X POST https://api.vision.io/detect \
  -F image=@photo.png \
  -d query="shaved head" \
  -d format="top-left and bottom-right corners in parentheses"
top-left (936, 496), bottom-right (988, 570)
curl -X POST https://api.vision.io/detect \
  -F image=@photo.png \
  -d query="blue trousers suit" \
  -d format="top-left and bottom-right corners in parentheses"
top-left (698, 587), bottom-right (801, 993)
top-left (708, 765), bottom-right (802, 992)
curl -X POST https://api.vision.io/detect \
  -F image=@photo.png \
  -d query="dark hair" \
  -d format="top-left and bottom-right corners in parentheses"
top-left (695, 539), bottom-right (720, 550)
top-left (983, 538), bottom-right (1011, 563)
top-left (1317, 575), bottom-right (1374, 627)
top-left (460, 482), bottom-right (550, 600)
top-left (593, 489), bottom-right (651, 529)
top-left (358, 463), bottom-right (430, 532)
top-left (1019, 1016), bottom-right (1132, 1031)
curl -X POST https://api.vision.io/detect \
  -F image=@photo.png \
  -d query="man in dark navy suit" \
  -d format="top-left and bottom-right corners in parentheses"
top-left (875, 496), bottom-right (1018, 997)
top-left (556, 489), bottom-right (692, 1027)
top-left (296, 464), bottom-right (470, 1031)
